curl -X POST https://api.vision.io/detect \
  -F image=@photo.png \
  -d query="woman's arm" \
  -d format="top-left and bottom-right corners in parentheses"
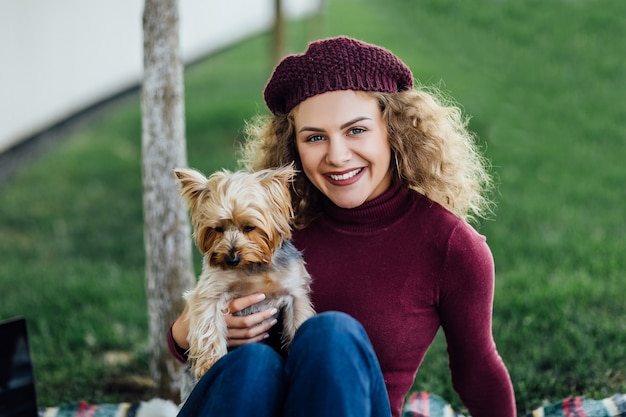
top-left (438, 223), bottom-right (516, 417)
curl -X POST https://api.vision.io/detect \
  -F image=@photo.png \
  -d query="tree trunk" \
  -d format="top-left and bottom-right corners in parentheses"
top-left (141, 0), bottom-right (195, 400)
top-left (273, 0), bottom-right (284, 64)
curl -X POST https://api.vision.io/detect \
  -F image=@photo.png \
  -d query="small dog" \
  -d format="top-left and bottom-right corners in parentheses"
top-left (174, 165), bottom-right (315, 379)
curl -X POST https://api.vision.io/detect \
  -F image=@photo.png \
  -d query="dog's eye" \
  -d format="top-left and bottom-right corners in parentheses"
top-left (243, 225), bottom-right (256, 233)
top-left (214, 226), bottom-right (224, 233)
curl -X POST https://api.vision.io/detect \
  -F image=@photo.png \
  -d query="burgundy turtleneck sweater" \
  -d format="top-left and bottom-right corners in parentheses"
top-left (167, 183), bottom-right (516, 416)
top-left (291, 183), bottom-right (515, 417)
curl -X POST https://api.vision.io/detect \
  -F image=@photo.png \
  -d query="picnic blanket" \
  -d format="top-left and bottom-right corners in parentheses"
top-left (403, 392), bottom-right (467, 416)
top-left (37, 392), bottom-right (626, 417)
top-left (38, 398), bottom-right (178, 417)
top-left (525, 394), bottom-right (626, 417)
top-left (402, 392), bottom-right (626, 417)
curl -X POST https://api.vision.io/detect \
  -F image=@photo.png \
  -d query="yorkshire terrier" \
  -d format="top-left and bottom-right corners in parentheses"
top-left (174, 165), bottom-right (315, 379)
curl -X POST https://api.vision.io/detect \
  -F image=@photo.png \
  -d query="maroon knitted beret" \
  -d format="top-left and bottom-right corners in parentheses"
top-left (264, 36), bottom-right (414, 115)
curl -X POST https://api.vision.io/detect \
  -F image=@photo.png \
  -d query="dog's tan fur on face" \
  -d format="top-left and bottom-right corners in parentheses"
top-left (174, 165), bottom-right (315, 379)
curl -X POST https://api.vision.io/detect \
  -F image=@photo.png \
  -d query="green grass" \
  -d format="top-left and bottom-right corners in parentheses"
top-left (1, 0), bottom-right (625, 414)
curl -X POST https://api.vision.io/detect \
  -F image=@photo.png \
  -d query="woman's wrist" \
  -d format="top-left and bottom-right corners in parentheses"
top-left (171, 305), bottom-right (190, 350)
top-left (171, 317), bottom-right (190, 349)
top-left (167, 323), bottom-right (188, 363)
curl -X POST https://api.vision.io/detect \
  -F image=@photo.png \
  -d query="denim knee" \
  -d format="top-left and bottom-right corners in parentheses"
top-left (283, 312), bottom-right (391, 417)
top-left (224, 342), bottom-right (284, 375)
top-left (292, 311), bottom-right (370, 353)
top-left (191, 342), bottom-right (284, 391)
top-left (181, 343), bottom-right (286, 417)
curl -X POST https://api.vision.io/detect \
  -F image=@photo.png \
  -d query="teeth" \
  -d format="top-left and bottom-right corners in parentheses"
top-left (329, 168), bottom-right (362, 181)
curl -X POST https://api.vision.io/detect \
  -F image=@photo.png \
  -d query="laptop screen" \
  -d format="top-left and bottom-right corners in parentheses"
top-left (0, 317), bottom-right (38, 417)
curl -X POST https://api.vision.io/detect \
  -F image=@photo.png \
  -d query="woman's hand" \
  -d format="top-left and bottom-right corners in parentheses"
top-left (170, 293), bottom-right (278, 350)
top-left (225, 293), bottom-right (278, 348)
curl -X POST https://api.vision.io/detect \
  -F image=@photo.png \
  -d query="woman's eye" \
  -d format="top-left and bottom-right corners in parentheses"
top-left (306, 134), bottom-right (324, 142)
top-left (349, 127), bottom-right (365, 135)
top-left (243, 225), bottom-right (256, 233)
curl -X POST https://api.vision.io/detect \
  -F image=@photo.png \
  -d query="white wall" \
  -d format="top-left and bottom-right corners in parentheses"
top-left (0, 0), bottom-right (321, 153)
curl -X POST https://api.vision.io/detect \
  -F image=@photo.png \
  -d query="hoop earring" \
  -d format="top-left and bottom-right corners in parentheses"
top-left (393, 152), bottom-right (401, 179)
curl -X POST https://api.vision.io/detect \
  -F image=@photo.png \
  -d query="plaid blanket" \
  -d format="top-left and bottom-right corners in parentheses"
top-left (402, 392), bottom-right (626, 417)
top-left (38, 392), bottom-right (626, 417)
top-left (38, 399), bottom-right (178, 417)
top-left (403, 391), bottom-right (467, 417)
top-left (526, 394), bottom-right (626, 417)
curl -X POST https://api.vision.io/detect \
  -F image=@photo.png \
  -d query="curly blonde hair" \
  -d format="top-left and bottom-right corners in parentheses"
top-left (239, 86), bottom-right (494, 228)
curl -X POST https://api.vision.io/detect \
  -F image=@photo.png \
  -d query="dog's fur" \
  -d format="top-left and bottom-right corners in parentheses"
top-left (174, 165), bottom-right (315, 379)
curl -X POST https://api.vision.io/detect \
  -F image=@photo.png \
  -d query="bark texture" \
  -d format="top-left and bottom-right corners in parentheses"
top-left (141, 0), bottom-right (194, 400)
top-left (273, 0), bottom-right (284, 64)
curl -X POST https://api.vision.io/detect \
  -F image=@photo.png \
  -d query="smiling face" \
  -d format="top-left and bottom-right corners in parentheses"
top-left (293, 90), bottom-right (392, 209)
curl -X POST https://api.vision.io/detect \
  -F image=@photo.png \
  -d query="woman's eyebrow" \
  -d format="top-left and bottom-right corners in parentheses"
top-left (298, 126), bottom-right (324, 133)
top-left (340, 117), bottom-right (371, 129)
top-left (298, 117), bottom-right (372, 133)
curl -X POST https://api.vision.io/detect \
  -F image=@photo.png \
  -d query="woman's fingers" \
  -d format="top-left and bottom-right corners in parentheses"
top-left (228, 292), bottom-right (266, 314)
top-left (224, 293), bottom-right (279, 347)
top-left (227, 314), bottom-right (278, 347)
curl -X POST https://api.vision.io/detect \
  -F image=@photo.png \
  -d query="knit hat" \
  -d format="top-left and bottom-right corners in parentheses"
top-left (264, 36), bottom-right (414, 115)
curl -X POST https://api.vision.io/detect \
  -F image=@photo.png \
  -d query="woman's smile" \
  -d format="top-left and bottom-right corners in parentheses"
top-left (326, 167), bottom-right (364, 184)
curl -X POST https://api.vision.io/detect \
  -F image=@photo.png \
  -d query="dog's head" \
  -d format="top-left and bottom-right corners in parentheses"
top-left (174, 165), bottom-right (296, 269)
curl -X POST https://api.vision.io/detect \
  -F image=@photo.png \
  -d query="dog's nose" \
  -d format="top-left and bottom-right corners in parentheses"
top-left (225, 250), bottom-right (240, 266)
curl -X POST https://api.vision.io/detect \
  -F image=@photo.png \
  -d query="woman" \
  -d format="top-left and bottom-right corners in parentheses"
top-left (168, 36), bottom-right (516, 417)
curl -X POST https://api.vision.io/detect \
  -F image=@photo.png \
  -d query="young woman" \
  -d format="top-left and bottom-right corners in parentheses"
top-left (168, 36), bottom-right (516, 417)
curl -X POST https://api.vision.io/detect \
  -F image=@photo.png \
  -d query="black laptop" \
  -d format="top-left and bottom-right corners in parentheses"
top-left (0, 317), bottom-right (38, 417)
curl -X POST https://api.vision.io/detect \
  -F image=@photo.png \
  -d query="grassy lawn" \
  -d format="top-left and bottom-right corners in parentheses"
top-left (1, 0), bottom-right (625, 414)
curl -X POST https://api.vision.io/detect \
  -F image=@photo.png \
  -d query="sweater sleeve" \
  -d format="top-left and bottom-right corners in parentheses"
top-left (167, 323), bottom-right (189, 364)
top-left (438, 222), bottom-right (516, 417)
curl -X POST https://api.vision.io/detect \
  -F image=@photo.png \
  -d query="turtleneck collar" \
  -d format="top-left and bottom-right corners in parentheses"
top-left (318, 181), bottom-right (414, 234)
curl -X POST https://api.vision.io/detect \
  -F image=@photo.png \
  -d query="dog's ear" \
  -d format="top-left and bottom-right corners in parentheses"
top-left (257, 165), bottom-right (296, 235)
top-left (258, 164), bottom-right (297, 189)
top-left (173, 168), bottom-right (210, 207)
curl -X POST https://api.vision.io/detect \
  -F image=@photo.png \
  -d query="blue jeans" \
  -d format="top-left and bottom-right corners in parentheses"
top-left (177, 311), bottom-right (391, 417)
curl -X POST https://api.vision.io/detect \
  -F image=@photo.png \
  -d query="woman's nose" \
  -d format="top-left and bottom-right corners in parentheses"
top-left (325, 137), bottom-right (352, 166)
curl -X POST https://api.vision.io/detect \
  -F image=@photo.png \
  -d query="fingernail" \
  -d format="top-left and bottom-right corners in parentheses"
top-left (269, 308), bottom-right (278, 315)
top-left (256, 293), bottom-right (266, 301)
top-left (270, 319), bottom-right (278, 326)
top-left (263, 333), bottom-right (270, 339)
